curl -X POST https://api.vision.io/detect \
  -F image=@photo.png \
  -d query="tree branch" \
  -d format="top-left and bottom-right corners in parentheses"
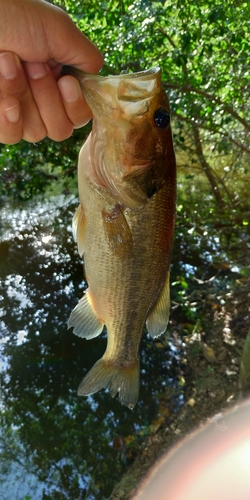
top-left (192, 124), bottom-right (225, 207)
top-left (164, 83), bottom-right (250, 132)
top-left (172, 112), bottom-right (250, 155)
top-left (157, 27), bottom-right (177, 49)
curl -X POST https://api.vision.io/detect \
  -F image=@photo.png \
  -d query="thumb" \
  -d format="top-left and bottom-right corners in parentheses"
top-left (44, 5), bottom-right (103, 74)
top-left (0, 0), bottom-right (103, 74)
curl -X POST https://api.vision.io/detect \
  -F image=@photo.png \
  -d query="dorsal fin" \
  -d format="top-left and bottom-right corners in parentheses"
top-left (146, 271), bottom-right (170, 338)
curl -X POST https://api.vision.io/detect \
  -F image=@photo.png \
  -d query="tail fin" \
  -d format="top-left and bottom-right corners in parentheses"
top-left (77, 357), bottom-right (140, 409)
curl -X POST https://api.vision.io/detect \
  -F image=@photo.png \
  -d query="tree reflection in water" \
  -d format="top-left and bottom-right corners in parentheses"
top-left (0, 196), bottom-right (184, 499)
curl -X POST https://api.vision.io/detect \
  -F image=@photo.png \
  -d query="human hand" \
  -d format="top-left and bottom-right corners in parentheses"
top-left (0, 0), bottom-right (103, 144)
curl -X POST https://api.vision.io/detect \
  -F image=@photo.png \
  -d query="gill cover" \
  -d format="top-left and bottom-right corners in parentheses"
top-left (63, 66), bottom-right (170, 208)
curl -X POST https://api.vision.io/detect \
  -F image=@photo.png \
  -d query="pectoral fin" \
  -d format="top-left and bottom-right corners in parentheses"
top-left (68, 290), bottom-right (104, 339)
top-left (102, 204), bottom-right (133, 257)
top-left (146, 272), bottom-right (170, 338)
top-left (72, 204), bottom-right (85, 257)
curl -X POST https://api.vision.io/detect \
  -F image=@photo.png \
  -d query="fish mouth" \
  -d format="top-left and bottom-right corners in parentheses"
top-left (62, 65), bottom-right (161, 82)
top-left (83, 67), bottom-right (162, 102)
top-left (62, 66), bottom-right (162, 108)
top-left (106, 67), bottom-right (161, 80)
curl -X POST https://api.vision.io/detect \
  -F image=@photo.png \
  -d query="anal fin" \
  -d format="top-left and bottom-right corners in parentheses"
top-left (68, 290), bottom-right (104, 339)
top-left (146, 271), bottom-right (170, 338)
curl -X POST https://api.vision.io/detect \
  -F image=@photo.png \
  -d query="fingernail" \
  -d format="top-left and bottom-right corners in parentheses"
top-left (5, 104), bottom-right (20, 123)
top-left (58, 76), bottom-right (82, 102)
top-left (25, 62), bottom-right (48, 80)
top-left (0, 52), bottom-right (20, 79)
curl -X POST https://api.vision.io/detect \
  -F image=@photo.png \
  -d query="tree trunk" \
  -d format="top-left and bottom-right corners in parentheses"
top-left (192, 125), bottom-right (225, 207)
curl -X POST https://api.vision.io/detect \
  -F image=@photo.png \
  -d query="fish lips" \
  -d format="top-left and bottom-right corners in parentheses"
top-left (62, 66), bottom-right (163, 117)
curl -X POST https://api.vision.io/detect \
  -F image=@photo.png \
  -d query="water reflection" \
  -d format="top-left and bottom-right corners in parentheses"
top-left (0, 197), bottom-right (184, 499)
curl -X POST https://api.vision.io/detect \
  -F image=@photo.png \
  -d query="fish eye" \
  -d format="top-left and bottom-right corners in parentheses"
top-left (154, 107), bottom-right (170, 128)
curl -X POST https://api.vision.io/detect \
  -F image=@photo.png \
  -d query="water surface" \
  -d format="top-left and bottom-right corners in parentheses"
top-left (0, 196), bottom-right (184, 499)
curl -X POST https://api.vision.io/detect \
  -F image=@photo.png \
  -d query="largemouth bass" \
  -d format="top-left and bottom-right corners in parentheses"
top-left (66, 66), bottom-right (176, 409)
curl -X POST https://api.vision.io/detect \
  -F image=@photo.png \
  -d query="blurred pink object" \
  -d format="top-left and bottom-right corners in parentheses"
top-left (134, 399), bottom-right (250, 500)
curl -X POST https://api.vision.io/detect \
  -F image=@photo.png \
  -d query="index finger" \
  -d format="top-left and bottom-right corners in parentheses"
top-left (57, 74), bottom-right (92, 128)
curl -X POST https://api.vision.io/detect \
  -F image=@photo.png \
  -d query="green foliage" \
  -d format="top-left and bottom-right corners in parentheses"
top-left (0, 0), bottom-right (249, 202)
top-left (0, 128), bottom-right (89, 201)
top-left (65, 0), bottom-right (250, 151)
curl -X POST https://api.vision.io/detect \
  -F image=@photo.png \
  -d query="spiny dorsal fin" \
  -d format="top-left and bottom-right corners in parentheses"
top-left (68, 290), bottom-right (104, 339)
top-left (146, 271), bottom-right (170, 338)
